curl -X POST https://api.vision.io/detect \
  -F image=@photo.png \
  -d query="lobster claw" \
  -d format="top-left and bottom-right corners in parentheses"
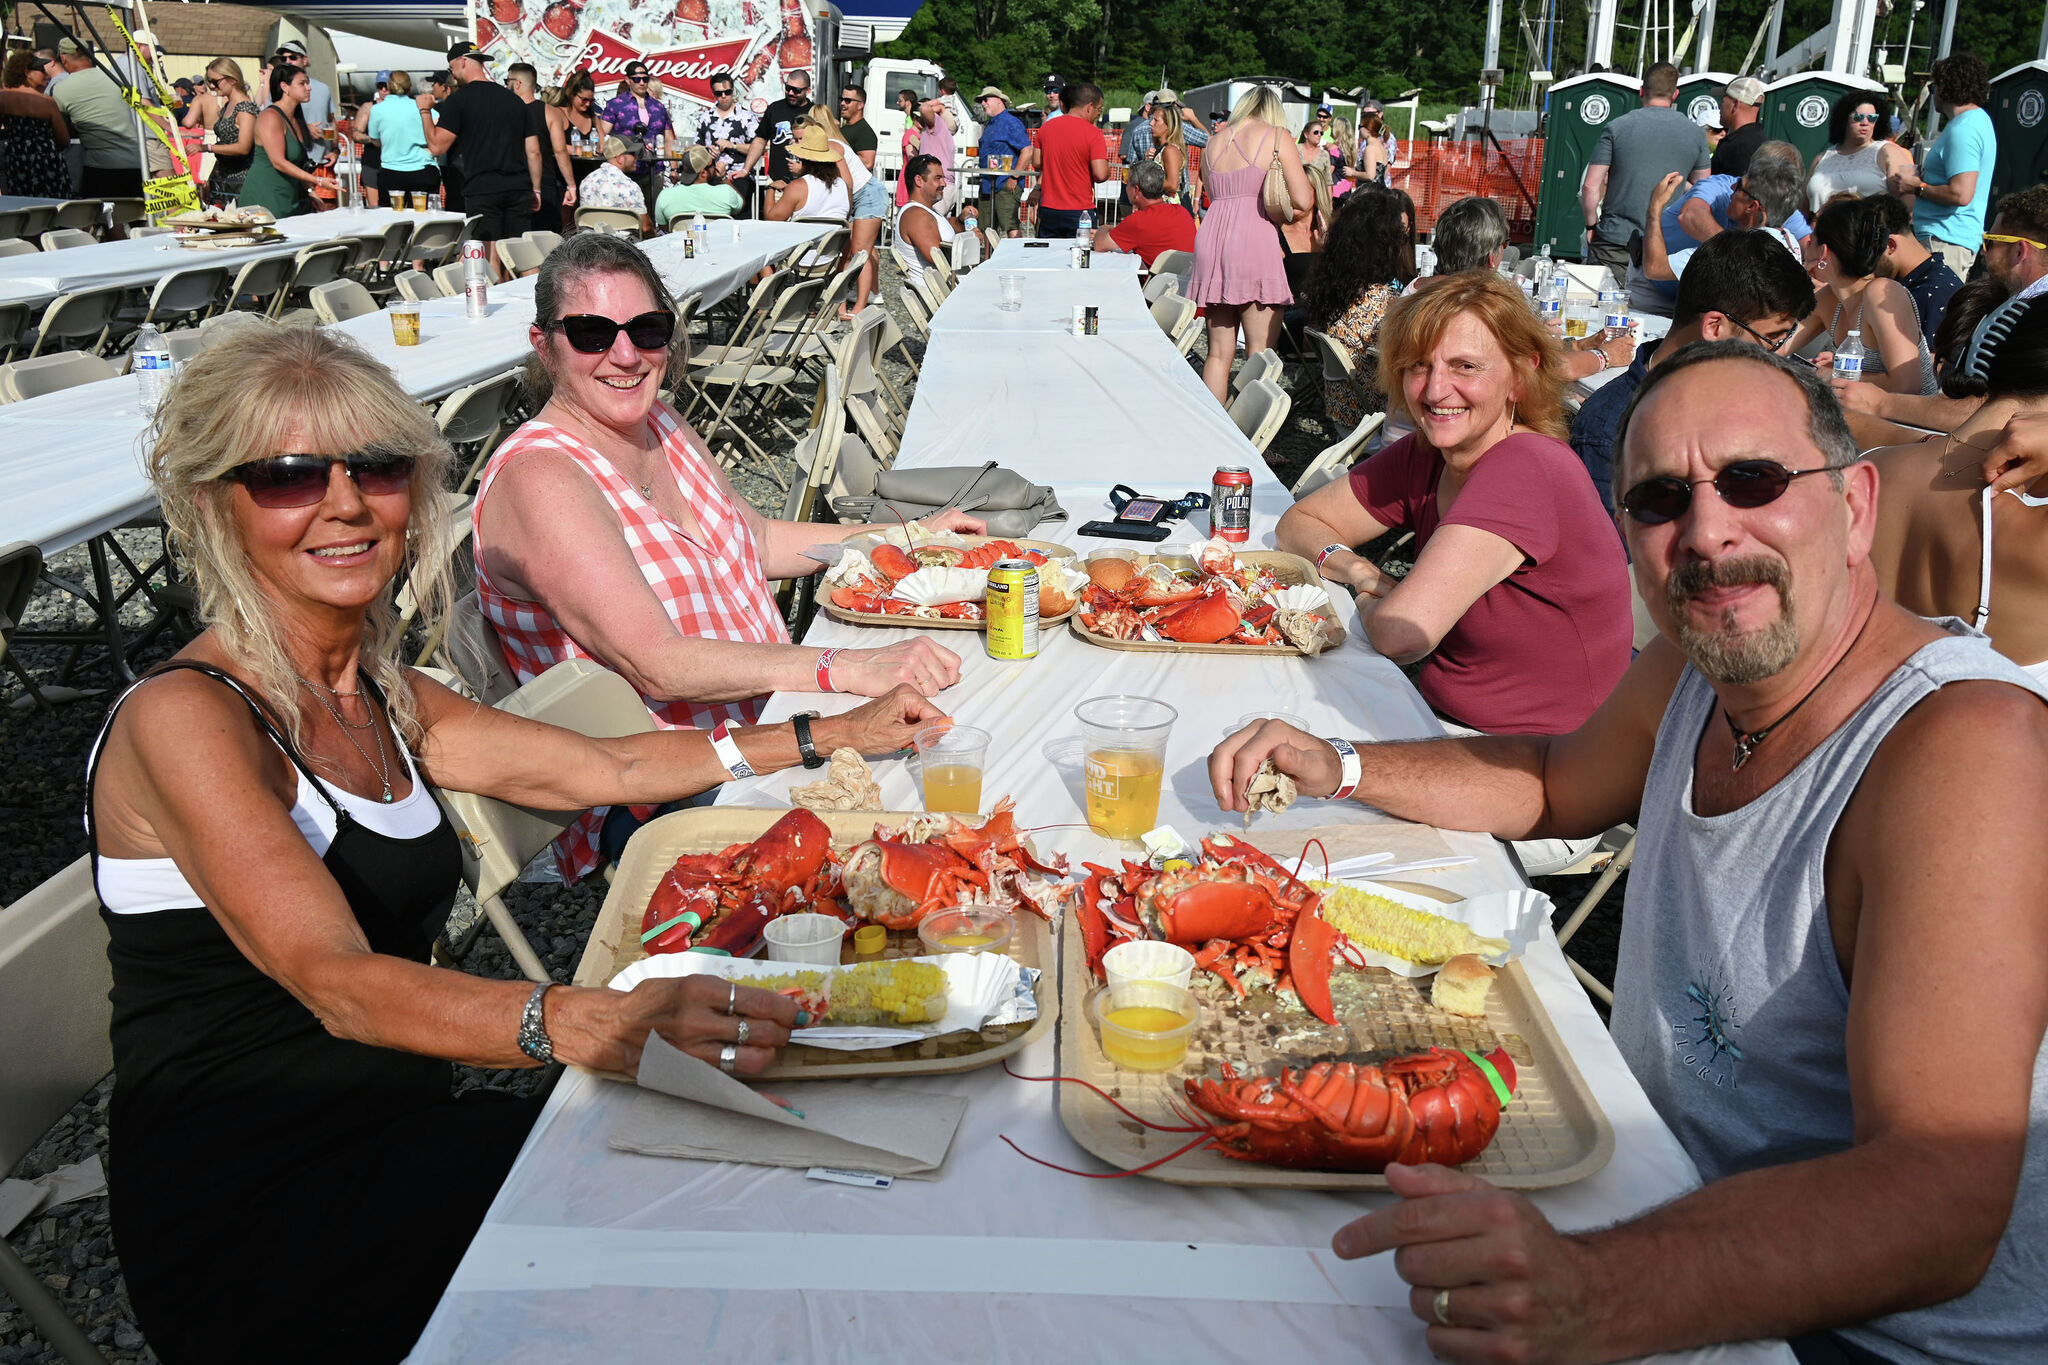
top-left (1287, 896), bottom-right (1340, 1025)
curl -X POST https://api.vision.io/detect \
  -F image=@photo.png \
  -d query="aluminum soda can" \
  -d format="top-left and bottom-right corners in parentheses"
top-left (1212, 466), bottom-right (1252, 543)
top-left (462, 238), bottom-right (487, 268)
top-left (1071, 304), bottom-right (1086, 337)
top-left (683, 234), bottom-right (696, 259)
top-left (465, 276), bottom-right (489, 318)
top-left (1077, 247), bottom-right (1091, 269)
top-left (1083, 305), bottom-right (1100, 336)
top-left (985, 559), bottom-right (1040, 660)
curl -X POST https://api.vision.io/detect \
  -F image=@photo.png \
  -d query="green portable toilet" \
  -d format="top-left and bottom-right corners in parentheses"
top-left (1762, 71), bottom-right (1885, 168)
top-left (1535, 72), bottom-right (1641, 259)
top-left (1988, 60), bottom-right (2048, 203)
top-left (1677, 71), bottom-right (1734, 132)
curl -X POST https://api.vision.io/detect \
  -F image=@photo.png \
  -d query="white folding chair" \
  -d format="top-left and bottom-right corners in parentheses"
top-left (1150, 247), bottom-right (1195, 288)
top-left (439, 369), bottom-right (529, 493)
top-left (1226, 376), bottom-right (1292, 456)
top-left (1302, 326), bottom-right (1369, 434)
top-left (0, 857), bottom-right (117, 1365)
top-left (431, 262), bottom-right (464, 297)
top-left (49, 200), bottom-right (103, 233)
top-left (0, 239), bottom-right (38, 258)
top-left (0, 351), bottom-right (117, 402)
top-left (405, 218), bottom-right (465, 269)
top-left (271, 242), bottom-right (353, 322)
top-left (224, 252), bottom-right (295, 315)
top-left (1149, 290), bottom-right (1196, 344)
top-left (38, 228), bottom-right (97, 251)
top-left (495, 237), bottom-right (546, 277)
top-left (395, 490), bottom-right (474, 659)
top-left (394, 269), bottom-right (438, 302)
top-left (1142, 271), bottom-right (1181, 304)
top-left (1291, 413), bottom-right (1386, 497)
top-left (1, 540), bottom-right (51, 708)
top-left (523, 230), bottom-right (564, 255)
top-left (24, 286), bottom-right (124, 357)
top-left (1233, 347), bottom-right (1284, 397)
top-left (575, 206), bottom-right (642, 237)
top-left (308, 279), bottom-right (378, 324)
top-left (124, 264), bottom-right (232, 335)
top-left (426, 591), bottom-right (519, 704)
top-left (433, 660), bottom-right (657, 981)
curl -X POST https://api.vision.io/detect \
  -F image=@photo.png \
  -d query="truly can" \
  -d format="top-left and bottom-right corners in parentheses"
top-left (1077, 247), bottom-right (1091, 269)
top-left (1083, 305), bottom-right (1100, 336)
top-left (1211, 466), bottom-right (1252, 543)
top-left (1071, 246), bottom-right (1084, 270)
top-left (1071, 304), bottom-right (1086, 337)
top-left (985, 559), bottom-right (1040, 660)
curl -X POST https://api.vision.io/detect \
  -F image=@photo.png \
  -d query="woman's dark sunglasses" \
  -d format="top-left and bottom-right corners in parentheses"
top-left (548, 310), bottom-right (676, 354)
top-left (1620, 459), bottom-right (1831, 525)
top-left (223, 453), bottom-right (417, 508)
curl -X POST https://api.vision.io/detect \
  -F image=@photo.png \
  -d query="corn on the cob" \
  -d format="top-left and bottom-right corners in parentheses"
top-left (1311, 882), bottom-right (1509, 965)
top-left (826, 960), bottom-right (950, 1025)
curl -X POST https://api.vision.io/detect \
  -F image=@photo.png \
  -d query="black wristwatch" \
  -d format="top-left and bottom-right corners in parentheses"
top-left (792, 711), bottom-right (825, 768)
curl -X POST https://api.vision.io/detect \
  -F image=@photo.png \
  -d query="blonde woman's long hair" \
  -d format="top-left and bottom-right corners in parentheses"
top-left (1375, 270), bottom-right (1570, 440)
top-left (1230, 84), bottom-right (1287, 132)
top-left (804, 103), bottom-right (842, 141)
top-left (148, 322), bottom-right (455, 750)
top-left (205, 57), bottom-right (248, 99)
top-left (1329, 117), bottom-right (1357, 164)
top-left (1300, 159), bottom-right (1334, 233)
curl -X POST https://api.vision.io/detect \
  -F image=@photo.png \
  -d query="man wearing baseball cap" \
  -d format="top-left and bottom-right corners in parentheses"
top-left (274, 39), bottom-right (335, 127)
top-left (1711, 75), bottom-right (1765, 177)
top-left (976, 86), bottom-right (1031, 236)
top-left (419, 41), bottom-right (541, 252)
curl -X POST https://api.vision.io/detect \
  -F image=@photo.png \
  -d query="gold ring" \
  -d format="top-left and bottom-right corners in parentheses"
top-left (1432, 1288), bottom-right (1453, 1327)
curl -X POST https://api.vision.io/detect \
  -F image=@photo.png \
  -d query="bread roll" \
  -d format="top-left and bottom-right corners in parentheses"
top-left (1087, 557), bottom-right (1137, 591)
top-left (1430, 953), bottom-right (1495, 1017)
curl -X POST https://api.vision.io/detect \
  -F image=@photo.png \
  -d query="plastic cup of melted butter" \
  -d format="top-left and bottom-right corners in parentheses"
top-left (917, 905), bottom-right (1015, 956)
top-left (1090, 980), bottom-right (1199, 1071)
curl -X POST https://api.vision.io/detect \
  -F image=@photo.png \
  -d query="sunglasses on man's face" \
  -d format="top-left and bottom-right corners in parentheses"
top-left (223, 453), bottom-right (417, 509)
top-left (549, 310), bottom-right (676, 354)
top-left (628, 73), bottom-right (649, 82)
top-left (712, 87), bottom-right (733, 97)
top-left (1984, 232), bottom-right (2048, 251)
top-left (1620, 459), bottom-right (1832, 525)
top-left (1848, 112), bottom-right (1879, 123)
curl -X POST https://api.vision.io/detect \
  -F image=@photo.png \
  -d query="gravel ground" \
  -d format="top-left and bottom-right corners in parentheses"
top-left (1, 265), bottom-right (1622, 1363)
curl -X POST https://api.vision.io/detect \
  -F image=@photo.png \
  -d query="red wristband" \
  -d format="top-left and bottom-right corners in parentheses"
top-left (815, 648), bottom-right (840, 693)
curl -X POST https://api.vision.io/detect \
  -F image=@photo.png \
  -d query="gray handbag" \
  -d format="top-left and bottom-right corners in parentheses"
top-left (830, 460), bottom-right (1066, 540)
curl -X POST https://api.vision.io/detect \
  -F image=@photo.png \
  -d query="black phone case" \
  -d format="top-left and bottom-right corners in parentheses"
top-left (1078, 519), bottom-right (1173, 542)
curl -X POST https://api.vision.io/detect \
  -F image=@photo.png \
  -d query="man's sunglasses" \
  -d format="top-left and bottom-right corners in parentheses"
top-left (1620, 459), bottom-right (1832, 525)
top-left (627, 72), bottom-right (649, 81)
top-left (547, 310), bottom-right (676, 354)
top-left (1983, 232), bottom-right (2048, 250)
top-left (711, 86), bottom-right (733, 96)
top-left (222, 453), bottom-right (417, 508)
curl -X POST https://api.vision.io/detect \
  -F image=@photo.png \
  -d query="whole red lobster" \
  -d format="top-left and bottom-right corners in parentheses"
top-left (639, 809), bottom-right (842, 957)
top-left (1181, 1046), bottom-right (1518, 1171)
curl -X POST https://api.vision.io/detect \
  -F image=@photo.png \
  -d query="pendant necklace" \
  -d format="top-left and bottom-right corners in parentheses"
top-left (1721, 614), bottom-right (1869, 772)
top-left (298, 677), bottom-right (395, 802)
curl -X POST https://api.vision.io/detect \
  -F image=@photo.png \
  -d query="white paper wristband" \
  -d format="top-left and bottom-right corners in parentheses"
top-left (709, 720), bottom-right (757, 781)
top-left (1325, 737), bottom-right (1361, 801)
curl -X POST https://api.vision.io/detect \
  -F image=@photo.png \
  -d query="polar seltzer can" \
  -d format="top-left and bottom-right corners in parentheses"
top-left (1212, 466), bottom-right (1252, 543)
top-left (985, 559), bottom-right (1040, 660)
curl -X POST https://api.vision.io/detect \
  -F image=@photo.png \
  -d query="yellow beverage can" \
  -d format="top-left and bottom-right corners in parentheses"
top-left (985, 559), bottom-right (1039, 660)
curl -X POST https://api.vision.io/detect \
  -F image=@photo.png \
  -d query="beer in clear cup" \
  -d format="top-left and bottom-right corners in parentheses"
top-left (389, 302), bottom-right (421, 346)
top-left (1077, 696), bottom-right (1176, 840)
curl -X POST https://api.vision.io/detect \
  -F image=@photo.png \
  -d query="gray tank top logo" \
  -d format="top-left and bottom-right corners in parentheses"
top-left (1676, 974), bottom-right (1745, 1089)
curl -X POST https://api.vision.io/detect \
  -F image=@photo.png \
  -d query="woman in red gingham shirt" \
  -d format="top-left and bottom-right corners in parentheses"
top-left (473, 235), bottom-right (979, 880)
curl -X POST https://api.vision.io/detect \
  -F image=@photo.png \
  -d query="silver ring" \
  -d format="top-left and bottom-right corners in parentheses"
top-left (727, 978), bottom-right (738, 1014)
top-left (1432, 1288), bottom-right (1453, 1327)
top-left (735, 1017), bottom-right (751, 1046)
top-left (718, 1042), bottom-right (738, 1074)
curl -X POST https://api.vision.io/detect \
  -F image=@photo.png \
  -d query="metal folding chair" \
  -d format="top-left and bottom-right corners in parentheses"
top-left (309, 279), bottom-right (378, 324)
top-left (24, 287), bottom-right (125, 358)
top-left (39, 228), bottom-right (97, 251)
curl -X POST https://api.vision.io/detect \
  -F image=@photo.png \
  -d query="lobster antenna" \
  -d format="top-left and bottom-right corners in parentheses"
top-left (999, 1131), bottom-right (1213, 1178)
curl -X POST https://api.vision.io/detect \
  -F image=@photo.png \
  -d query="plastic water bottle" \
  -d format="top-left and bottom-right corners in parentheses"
top-left (1416, 243), bottom-right (1437, 277)
top-left (1077, 209), bottom-right (1094, 250)
top-left (1534, 242), bottom-right (1554, 290)
top-left (1835, 329), bottom-right (1865, 382)
top-left (1539, 270), bottom-right (1566, 329)
top-left (132, 324), bottom-right (173, 415)
top-left (690, 212), bottom-right (707, 250)
top-left (1600, 272), bottom-right (1628, 338)
top-left (964, 202), bottom-right (979, 236)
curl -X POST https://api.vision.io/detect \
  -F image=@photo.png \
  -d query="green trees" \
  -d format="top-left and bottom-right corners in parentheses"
top-left (877, 0), bottom-right (2039, 112)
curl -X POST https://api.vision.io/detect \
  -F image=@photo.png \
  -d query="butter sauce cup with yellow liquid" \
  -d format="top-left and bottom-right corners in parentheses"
top-left (1076, 695), bottom-right (1176, 842)
top-left (1090, 980), bottom-right (1199, 1072)
top-left (916, 905), bottom-right (1015, 956)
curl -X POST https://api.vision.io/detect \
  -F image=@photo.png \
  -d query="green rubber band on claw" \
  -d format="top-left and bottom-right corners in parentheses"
top-left (1465, 1050), bottom-right (1513, 1109)
top-left (639, 910), bottom-right (703, 945)
top-left (686, 946), bottom-right (733, 957)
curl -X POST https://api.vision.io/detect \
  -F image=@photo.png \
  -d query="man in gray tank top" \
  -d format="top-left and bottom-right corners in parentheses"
top-left (1209, 342), bottom-right (2048, 1364)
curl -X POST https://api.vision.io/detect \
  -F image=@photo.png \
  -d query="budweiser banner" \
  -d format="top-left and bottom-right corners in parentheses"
top-left (472, 0), bottom-right (815, 122)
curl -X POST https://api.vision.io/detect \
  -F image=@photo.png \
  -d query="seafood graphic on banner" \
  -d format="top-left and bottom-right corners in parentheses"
top-left (472, 0), bottom-right (815, 127)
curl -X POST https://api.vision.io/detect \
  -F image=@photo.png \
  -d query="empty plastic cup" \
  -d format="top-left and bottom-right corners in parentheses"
top-left (998, 274), bottom-right (1024, 312)
top-left (1075, 695), bottom-right (1176, 840)
top-left (762, 912), bottom-right (846, 965)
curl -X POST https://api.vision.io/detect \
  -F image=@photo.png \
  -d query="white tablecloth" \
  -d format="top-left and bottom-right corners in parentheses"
top-left (0, 223), bottom-right (831, 557)
top-left (982, 237), bottom-right (1144, 273)
top-left (932, 261), bottom-right (1160, 337)
top-left (410, 250), bottom-right (1793, 1365)
top-left (0, 208), bottom-right (462, 311)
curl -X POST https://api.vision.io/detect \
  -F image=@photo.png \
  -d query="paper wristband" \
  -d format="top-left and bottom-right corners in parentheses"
top-left (815, 647), bottom-right (840, 693)
top-left (1324, 736), bottom-right (1361, 801)
top-left (1316, 543), bottom-right (1349, 570)
top-left (1465, 1050), bottom-right (1514, 1109)
top-left (710, 720), bottom-right (758, 781)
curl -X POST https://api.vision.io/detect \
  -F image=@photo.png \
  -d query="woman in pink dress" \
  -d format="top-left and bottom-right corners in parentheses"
top-left (1187, 85), bottom-right (1312, 403)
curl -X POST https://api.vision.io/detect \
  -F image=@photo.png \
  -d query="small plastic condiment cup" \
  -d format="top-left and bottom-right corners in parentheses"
top-left (762, 912), bottom-right (847, 965)
top-left (917, 905), bottom-right (1015, 956)
top-left (1089, 980), bottom-right (1199, 1072)
top-left (1228, 710), bottom-right (1307, 736)
top-left (852, 923), bottom-right (888, 956)
top-left (1102, 940), bottom-right (1197, 992)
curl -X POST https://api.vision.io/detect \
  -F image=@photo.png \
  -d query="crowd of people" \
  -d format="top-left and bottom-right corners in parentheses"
top-left (10, 39), bottom-right (2047, 1365)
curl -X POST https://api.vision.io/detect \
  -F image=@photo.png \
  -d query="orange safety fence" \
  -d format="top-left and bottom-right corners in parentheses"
top-left (1391, 136), bottom-right (1543, 238)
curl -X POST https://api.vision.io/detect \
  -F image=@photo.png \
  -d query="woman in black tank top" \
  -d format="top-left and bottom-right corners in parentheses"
top-left (94, 322), bottom-right (945, 1360)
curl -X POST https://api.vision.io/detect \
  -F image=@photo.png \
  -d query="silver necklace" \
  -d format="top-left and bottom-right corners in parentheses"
top-left (299, 675), bottom-right (376, 729)
top-left (298, 677), bottom-right (394, 802)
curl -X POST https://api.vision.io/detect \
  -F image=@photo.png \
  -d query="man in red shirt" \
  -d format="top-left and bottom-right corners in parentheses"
top-left (1024, 80), bottom-right (1108, 238)
top-left (1097, 160), bottom-right (1196, 266)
